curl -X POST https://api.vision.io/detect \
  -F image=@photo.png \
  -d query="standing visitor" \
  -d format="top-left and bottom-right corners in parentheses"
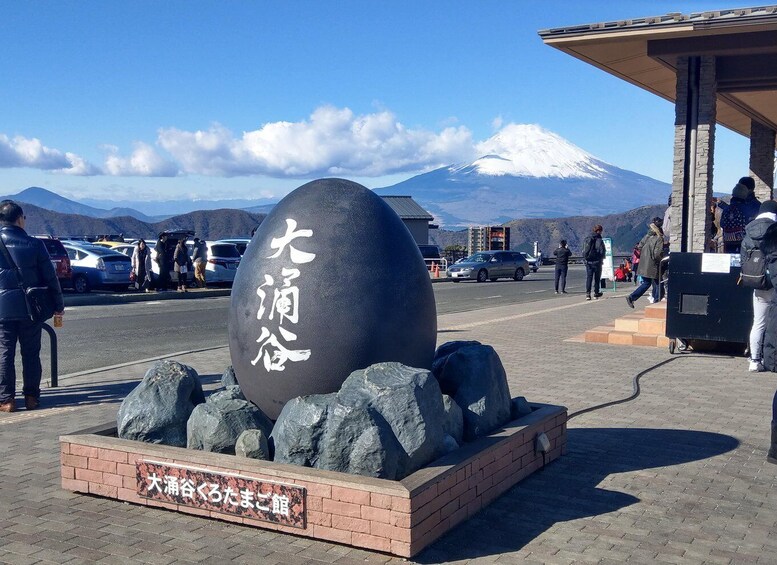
top-left (741, 200), bottom-right (777, 372)
top-left (721, 182), bottom-right (753, 253)
top-left (0, 200), bottom-right (64, 412)
top-left (739, 176), bottom-right (762, 225)
top-left (553, 240), bottom-right (571, 294)
top-left (174, 238), bottom-right (190, 292)
top-left (192, 237), bottom-right (207, 288)
top-left (131, 239), bottom-right (152, 292)
top-left (582, 225), bottom-right (606, 301)
top-left (154, 234), bottom-right (170, 291)
top-left (626, 217), bottom-right (664, 308)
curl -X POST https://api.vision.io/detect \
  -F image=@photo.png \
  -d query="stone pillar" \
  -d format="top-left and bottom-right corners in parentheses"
top-left (749, 120), bottom-right (776, 201)
top-left (670, 56), bottom-right (716, 253)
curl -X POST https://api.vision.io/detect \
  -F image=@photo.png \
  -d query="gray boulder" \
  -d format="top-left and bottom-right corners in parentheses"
top-left (511, 396), bottom-right (533, 419)
top-left (442, 394), bottom-right (464, 444)
top-left (441, 434), bottom-right (459, 455)
top-left (208, 385), bottom-right (245, 402)
top-left (187, 396), bottom-right (274, 454)
top-left (271, 394), bottom-right (334, 467)
top-left (117, 360), bottom-right (204, 447)
top-left (337, 362), bottom-right (446, 476)
top-left (432, 341), bottom-right (512, 441)
top-left (318, 401), bottom-right (406, 479)
top-left (235, 429), bottom-right (270, 460)
top-left (221, 366), bottom-right (239, 387)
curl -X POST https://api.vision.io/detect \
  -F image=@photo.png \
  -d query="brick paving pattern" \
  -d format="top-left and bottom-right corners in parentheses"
top-left (1, 290), bottom-right (775, 564)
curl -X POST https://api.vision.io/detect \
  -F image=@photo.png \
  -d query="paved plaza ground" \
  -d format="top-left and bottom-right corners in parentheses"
top-left (1, 289), bottom-right (775, 564)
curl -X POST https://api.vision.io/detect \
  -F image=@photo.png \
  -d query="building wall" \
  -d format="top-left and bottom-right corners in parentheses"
top-left (403, 220), bottom-right (429, 245)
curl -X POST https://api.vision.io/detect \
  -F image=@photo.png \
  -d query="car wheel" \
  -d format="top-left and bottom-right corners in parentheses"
top-left (477, 269), bottom-right (488, 283)
top-left (73, 274), bottom-right (89, 294)
top-left (513, 268), bottom-right (525, 281)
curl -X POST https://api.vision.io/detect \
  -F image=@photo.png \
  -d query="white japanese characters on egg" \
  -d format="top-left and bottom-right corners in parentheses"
top-left (251, 219), bottom-right (316, 372)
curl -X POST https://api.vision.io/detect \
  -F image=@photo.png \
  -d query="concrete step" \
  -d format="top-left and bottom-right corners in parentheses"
top-left (645, 301), bottom-right (668, 319)
top-left (614, 314), bottom-right (643, 332)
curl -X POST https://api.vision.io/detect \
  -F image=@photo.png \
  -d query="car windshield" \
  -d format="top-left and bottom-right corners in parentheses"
top-left (466, 253), bottom-right (492, 263)
top-left (210, 244), bottom-right (241, 258)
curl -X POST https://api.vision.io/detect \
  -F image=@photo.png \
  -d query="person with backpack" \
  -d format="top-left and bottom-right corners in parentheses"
top-left (626, 217), bottom-right (664, 309)
top-left (740, 200), bottom-right (777, 372)
top-left (582, 224), bottom-right (606, 301)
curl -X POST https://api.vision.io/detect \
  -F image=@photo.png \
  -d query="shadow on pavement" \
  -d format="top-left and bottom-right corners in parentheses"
top-left (40, 373), bottom-right (222, 409)
top-left (415, 427), bottom-right (739, 562)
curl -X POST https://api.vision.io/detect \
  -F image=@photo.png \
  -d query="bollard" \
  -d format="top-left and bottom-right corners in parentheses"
top-left (42, 322), bottom-right (58, 388)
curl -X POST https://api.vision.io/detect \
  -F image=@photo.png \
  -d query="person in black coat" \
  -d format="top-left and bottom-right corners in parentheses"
top-left (582, 225), bottom-right (606, 300)
top-left (758, 219), bottom-right (777, 462)
top-left (0, 200), bottom-right (64, 412)
top-left (154, 234), bottom-right (170, 291)
top-left (553, 240), bottom-right (572, 294)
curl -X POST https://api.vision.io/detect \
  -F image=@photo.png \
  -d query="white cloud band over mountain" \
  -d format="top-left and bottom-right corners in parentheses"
top-left (0, 106), bottom-right (606, 181)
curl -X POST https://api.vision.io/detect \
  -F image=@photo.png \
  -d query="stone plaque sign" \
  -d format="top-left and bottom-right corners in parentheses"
top-left (136, 460), bottom-right (306, 528)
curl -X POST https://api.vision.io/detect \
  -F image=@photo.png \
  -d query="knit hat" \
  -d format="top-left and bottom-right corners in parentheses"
top-left (732, 183), bottom-right (749, 200)
top-left (739, 176), bottom-right (755, 191)
top-left (652, 217), bottom-right (663, 228)
top-left (759, 200), bottom-right (777, 215)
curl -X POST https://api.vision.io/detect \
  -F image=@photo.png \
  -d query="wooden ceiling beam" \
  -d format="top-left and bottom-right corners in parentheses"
top-left (717, 54), bottom-right (777, 91)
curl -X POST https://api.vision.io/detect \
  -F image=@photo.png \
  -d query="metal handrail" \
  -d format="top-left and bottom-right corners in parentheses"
top-left (42, 322), bottom-right (58, 388)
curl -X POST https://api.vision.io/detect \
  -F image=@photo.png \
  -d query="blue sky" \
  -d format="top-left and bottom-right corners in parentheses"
top-left (0, 1), bottom-right (753, 204)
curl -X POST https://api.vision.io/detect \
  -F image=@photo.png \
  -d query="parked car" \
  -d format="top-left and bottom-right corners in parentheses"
top-left (33, 235), bottom-right (72, 289)
top-left (418, 245), bottom-right (441, 260)
top-left (447, 250), bottom-right (530, 282)
top-left (519, 252), bottom-right (540, 272)
top-left (200, 241), bottom-right (242, 284)
top-left (218, 238), bottom-right (251, 256)
top-left (93, 241), bottom-right (135, 257)
top-left (63, 243), bottom-right (132, 293)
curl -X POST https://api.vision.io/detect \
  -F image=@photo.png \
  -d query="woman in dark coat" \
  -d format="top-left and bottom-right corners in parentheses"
top-left (173, 239), bottom-right (189, 292)
top-left (626, 218), bottom-right (664, 308)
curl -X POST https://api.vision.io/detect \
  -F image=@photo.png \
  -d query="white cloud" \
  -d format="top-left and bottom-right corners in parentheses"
top-left (103, 142), bottom-right (179, 177)
top-left (0, 134), bottom-right (96, 174)
top-left (157, 105), bottom-right (476, 177)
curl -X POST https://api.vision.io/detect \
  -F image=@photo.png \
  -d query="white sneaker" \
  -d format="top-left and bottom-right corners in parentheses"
top-left (647, 295), bottom-right (656, 304)
top-left (749, 360), bottom-right (765, 372)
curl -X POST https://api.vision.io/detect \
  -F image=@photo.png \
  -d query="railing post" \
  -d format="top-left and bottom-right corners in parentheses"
top-left (41, 323), bottom-right (58, 388)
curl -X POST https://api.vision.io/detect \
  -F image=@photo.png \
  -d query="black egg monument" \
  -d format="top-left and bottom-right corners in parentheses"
top-left (228, 178), bottom-right (437, 419)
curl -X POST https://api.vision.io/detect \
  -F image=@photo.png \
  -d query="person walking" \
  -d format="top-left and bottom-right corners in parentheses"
top-left (174, 239), bottom-right (190, 292)
top-left (741, 200), bottom-right (777, 372)
top-left (131, 239), bottom-right (152, 292)
top-left (582, 225), bottom-right (606, 300)
top-left (154, 234), bottom-right (170, 291)
top-left (626, 217), bottom-right (664, 308)
top-left (0, 200), bottom-right (64, 412)
top-left (553, 240), bottom-right (572, 294)
top-left (192, 237), bottom-right (207, 288)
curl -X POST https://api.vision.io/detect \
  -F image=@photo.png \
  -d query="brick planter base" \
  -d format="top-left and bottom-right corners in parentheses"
top-left (60, 402), bottom-right (566, 557)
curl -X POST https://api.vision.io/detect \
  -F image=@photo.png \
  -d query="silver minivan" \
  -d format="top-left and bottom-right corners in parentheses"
top-left (447, 250), bottom-right (530, 282)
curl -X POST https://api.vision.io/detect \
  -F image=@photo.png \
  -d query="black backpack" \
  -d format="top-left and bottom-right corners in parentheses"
top-left (740, 246), bottom-right (772, 290)
top-left (583, 236), bottom-right (601, 262)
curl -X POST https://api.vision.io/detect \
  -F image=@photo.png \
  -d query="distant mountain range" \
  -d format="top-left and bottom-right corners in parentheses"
top-left (377, 125), bottom-right (671, 227)
top-left (19, 202), bottom-right (265, 241)
top-left (431, 204), bottom-right (667, 256)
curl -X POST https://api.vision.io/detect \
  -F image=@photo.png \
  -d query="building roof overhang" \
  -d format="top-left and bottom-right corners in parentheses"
top-left (538, 6), bottom-right (777, 137)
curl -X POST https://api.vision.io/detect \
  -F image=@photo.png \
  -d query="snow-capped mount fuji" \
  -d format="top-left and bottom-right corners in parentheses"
top-left (377, 124), bottom-right (670, 227)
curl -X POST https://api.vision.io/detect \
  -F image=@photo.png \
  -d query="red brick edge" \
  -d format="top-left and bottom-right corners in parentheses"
top-left (60, 403), bottom-right (566, 557)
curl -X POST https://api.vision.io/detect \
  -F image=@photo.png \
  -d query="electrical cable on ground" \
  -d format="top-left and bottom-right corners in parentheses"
top-left (567, 353), bottom-right (719, 421)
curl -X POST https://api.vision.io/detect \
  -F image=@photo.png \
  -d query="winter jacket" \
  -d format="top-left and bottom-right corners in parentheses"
top-left (741, 213), bottom-right (776, 260)
top-left (0, 224), bottom-right (64, 322)
top-left (636, 224), bottom-right (664, 280)
top-left (582, 233), bottom-right (606, 265)
top-left (553, 247), bottom-right (572, 266)
top-left (131, 246), bottom-right (153, 279)
top-left (757, 222), bottom-right (777, 372)
top-left (192, 241), bottom-right (206, 263)
top-left (173, 244), bottom-right (189, 272)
